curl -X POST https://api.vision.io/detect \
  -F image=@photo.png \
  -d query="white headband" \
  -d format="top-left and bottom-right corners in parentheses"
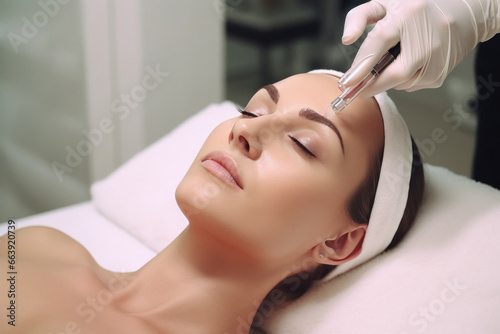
top-left (308, 69), bottom-right (413, 281)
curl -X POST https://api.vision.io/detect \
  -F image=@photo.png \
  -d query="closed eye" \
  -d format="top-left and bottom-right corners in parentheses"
top-left (289, 136), bottom-right (316, 158)
top-left (237, 107), bottom-right (257, 118)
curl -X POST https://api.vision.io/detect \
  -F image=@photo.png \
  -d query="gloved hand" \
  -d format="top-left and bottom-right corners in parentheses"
top-left (339, 0), bottom-right (500, 97)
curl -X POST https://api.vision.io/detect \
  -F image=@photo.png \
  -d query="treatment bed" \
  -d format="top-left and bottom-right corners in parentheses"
top-left (2, 102), bottom-right (499, 333)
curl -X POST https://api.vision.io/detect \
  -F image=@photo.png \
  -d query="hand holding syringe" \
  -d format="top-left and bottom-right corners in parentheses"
top-left (331, 43), bottom-right (400, 113)
top-left (337, 0), bottom-right (500, 100)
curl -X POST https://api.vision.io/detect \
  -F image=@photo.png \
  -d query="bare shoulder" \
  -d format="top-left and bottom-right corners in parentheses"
top-left (0, 225), bottom-right (95, 265)
top-left (0, 226), bottom-right (113, 333)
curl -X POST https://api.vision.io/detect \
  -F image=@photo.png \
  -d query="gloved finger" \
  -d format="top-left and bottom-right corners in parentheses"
top-left (342, 1), bottom-right (387, 45)
top-left (340, 21), bottom-right (400, 91)
top-left (394, 49), bottom-right (449, 92)
top-left (393, 70), bottom-right (423, 91)
top-left (402, 74), bottom-right (446, 92)
top-left (393, 68), bottom-right (446, 92)
top-left (354, 56), bottom-right (423, 97)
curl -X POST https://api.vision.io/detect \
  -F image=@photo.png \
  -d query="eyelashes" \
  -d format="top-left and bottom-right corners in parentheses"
top-left (288, 136), bottom-right (315, 157)
top-left (235, 107), bottom-right (316, 158)
top-left (237, 107), bottom-right (257, 118)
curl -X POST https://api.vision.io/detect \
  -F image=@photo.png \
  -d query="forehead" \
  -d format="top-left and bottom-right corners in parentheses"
top-left (274, 73), bottom-right (383, 139)
top-left (273, 73), bottom-right (339, 111)
top-left (273, 73), bottom-right (381, 115)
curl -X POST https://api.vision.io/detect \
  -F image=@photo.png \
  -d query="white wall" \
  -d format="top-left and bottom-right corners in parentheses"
top-left (0, 0), bottom-right (90, 220)
top-left (141, 0), bottom-right (225, 145)
top-left (0, 0), bottom-right (224, 222)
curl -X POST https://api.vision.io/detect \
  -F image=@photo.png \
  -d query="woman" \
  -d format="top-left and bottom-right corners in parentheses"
top-left (1, 71), bottom-right (424, 334)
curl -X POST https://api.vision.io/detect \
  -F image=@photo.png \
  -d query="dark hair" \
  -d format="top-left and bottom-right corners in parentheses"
top-left (250, 137), bottom-right (425, 332)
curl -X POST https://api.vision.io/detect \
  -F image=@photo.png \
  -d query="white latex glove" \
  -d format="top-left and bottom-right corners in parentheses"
top-left (340, 0), bottom-right (500, 97)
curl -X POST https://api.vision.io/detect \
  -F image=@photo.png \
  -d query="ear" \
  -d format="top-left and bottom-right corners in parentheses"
top-left (313, 225), bottom-right (367, 265)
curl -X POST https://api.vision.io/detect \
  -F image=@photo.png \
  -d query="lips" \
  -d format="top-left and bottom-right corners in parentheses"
top-left (201, 151), bottom-right (243, 189)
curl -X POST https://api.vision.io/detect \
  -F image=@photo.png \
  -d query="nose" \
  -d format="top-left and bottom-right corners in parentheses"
top-left (229, 117), bottom-right (264, 160)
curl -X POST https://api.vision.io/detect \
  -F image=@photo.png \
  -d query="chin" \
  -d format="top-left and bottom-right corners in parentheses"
top-left (175, 170), bottom-right (203, 221)
top-left (175, 167), bottom-right (227, 222)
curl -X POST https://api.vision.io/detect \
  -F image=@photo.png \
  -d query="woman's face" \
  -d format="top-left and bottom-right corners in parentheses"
top-left (176, 73), bottom-right (383, 264)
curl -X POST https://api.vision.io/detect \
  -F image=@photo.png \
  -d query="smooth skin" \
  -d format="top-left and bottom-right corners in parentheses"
top-left (1, 73), bottom-right (383, 334)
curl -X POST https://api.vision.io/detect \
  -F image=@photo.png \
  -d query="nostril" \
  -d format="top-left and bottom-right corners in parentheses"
top-left (239, 135), bottom-right (250, 152)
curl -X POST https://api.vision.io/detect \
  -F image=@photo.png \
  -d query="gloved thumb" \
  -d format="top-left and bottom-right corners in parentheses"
top-left (342, 1), bottom-right (387, 44)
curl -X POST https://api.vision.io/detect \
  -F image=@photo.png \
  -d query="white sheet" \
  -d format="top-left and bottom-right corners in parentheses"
top-left (0, 202), bottom-right (155, 272)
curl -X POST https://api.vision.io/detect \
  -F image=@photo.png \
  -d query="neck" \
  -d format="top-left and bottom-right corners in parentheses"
top-left (112, 226), bottom-right (291, 334)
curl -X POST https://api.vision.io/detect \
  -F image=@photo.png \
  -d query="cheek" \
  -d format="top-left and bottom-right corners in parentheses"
top-left (236, 164), bottom-right (347, 257)
top-left (254, 158), bottom-right (344, 218)
top-left (194, 119), bottom-right (235, 155)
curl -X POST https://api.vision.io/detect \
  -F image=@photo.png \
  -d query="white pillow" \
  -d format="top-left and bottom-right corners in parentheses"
top-left (91, 101), bottom-right (238, 251)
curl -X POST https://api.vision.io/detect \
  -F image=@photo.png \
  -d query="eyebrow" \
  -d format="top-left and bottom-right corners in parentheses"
top-left (263, 84), bottom-right (279, 104)
top-left (299, 108), bottom-right (345, 154)
top-left (261, 84), bottom-right (345, 154)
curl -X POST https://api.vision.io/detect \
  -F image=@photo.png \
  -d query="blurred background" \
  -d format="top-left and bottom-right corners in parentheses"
top-left (0, 0), bottom-right (477, 223)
